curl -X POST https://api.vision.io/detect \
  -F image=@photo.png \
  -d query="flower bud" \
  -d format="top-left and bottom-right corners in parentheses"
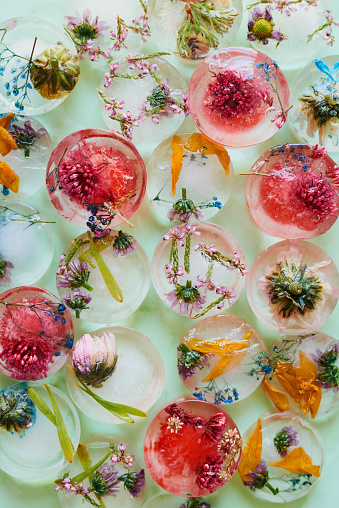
top-left (72, 332), bottom-right (118, 388)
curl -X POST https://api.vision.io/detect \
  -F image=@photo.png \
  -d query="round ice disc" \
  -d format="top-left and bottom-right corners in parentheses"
top-left (98, 56), bottom-right (187, 143)
top-left (0, 286), bottom-right (74, 380)
top-left (264, 332), bottom-right (339, 419)
top-left (245, 144), bottom-right (339, 239)
top-left (66, 326), bottom-right (165, 424)
top-left (144, 398), bottom-right (242, 496)
top-left (56, 230), bottom-right (150, 323)
top-left (188, 47), bottom-right (290, 147)
top-left (0, 203), bottom-right (54, 290)
top-left (146, 133), bottom-right (234, 224)
top-left (246, 239), bottom-right (339, 334)
top-left (46, 128), bottom-right (146, 230)
top-left (58, 439), bottom-right (145, 508)
top-left (0, 381), bottom-right (80, 481)
top-left (246, 0), bottom-right (332, 69)
top-left (239, 411), bottom-right (324, 502)
top-left (177, 314), bottom-right (266, 404)
top-left (0, 16), bottom-right (80, 115)
top-left (142, 493), bottom-right (212, 508)
top-left (148, 0), bottom-right (243, 61)
top-left (0, 115), bottom-right (52, 201)
top-left (289, 56), bottom-right (339, 152)
top-left (151, 222), bottom-right (247, 319)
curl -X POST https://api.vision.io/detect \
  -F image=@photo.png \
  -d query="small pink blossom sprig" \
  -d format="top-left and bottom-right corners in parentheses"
top-left (246, 0), bottom-right (318, 17)
top-left (109, 0), bottom-right (151, 52)
top-left (99, 53), bottom-right (190, 140)
top-left (111, 443), bottom-right (134, 468)
top-left (163, 223), bottom-right (200, 275)
top-left (307, 10), bottom-right (339, 46)
top-left (55, 475), bottom-right (90, 496)
top-left (194, 243), bottom-right (248, 276)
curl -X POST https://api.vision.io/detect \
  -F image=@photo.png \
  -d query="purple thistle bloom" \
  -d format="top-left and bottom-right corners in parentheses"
top-left (62, 288), bottom-right (92, 318)
top-left (273, 426), bottom-right (298, 457)
top-left (244, 460), bottom-right (269, 489)
top-left (112, 230), bottom-right (136, 257)
top-left (166, 281), bottom-right (207, 317)
top-left (9, 120), bottom-right (47, 157)
top-left (168, 207), bottom-right (204, 223)
top-left (120, 469), bottom-right (145, 498)
top-left (56, 259), bottom-right (93, 291)
top-left (91, 462), bottom-right (120, 496)
top-left (0, 258), bottom-right (14, 286)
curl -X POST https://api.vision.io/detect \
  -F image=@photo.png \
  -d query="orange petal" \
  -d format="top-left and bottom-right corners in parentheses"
top-left (238, 418), bottom-right (262, 484)
top-left (187, 333), bottom-right (251, 356)
top-left (269, 447), bottom-right (321, 478)
top-left (184, 133), bottom-right (230, 174)
top-left (298, 351), bottom-right (318, 380)
top-left (202, 350), bottom-right (246, 382)
top-left (171, 135), bottom-right (183, 197)
top-left (309, 385), bottom-right (322, 419)
top-left (263, 379), bottom-right (290, 411)
top-left (0, 112), bottom-right (15, 131)
top-left (0, 127), bottom-right (17, 156)
top-left (0, 161), bottom-right (20, 192)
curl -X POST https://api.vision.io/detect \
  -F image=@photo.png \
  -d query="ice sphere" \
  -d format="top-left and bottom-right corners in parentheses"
top-left (56, 229), bottom-right (150, 323)
top-left (1, 115), bottom-right (52, 201)
top-left (151, 222), bottom-right (247, 319)
top-left (177, 314), bottom-right (266, 404)
top-left (239, 411), bottom-right (324, 502)
top-left (98, 56), bottom-right (188, 143)
top-left (46, 128), bottom-right (146, 230)
top-left (264, 333), bottom-right (339, 419)
top-left (148, 0), bottom-right (243, 61)
top-left (146, 133), bottom-right (234, 224)
top-left (142, 493), bottom-right (212, 508)
top-left (245, 144), bottom-right (339, 239)
top-left (66, 326), bottom-right (165, 424)
top-left (0, 16), bottom-right (80, 115)
top-left (144, 398), bottom-right (242, 496)
top-left (289, 56), bottom-right (339, 152)
top-left (246, 0), bottom-right (331, 69)
top-left (188, 47), bottom-right (290, 147)
top-left (246, 239), bottom-right (339, 334)
top-left (0, 382), bottom-right (80, 481)
top-left (64, 0), bottom-right (145, 59)
top-left (58, 439), bottom-right (145, 508)
top-left (0, 286), bottom-right (74, 380)
top-left (0, 203), bottom-right (54, 289)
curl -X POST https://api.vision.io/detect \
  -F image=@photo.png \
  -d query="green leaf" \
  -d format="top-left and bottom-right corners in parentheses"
top-left (44, 383), bottom-right (74, 463)
top-left (27, 387), bottom-right (56, 426)
top-left (72, 450), bottom-right (112, 484)
top-left (86, 231), bottom-right (123, 303)
top-left (75, 378), bottom-right (147, 423)
top-left (77, 444), bottom-right (92, 472)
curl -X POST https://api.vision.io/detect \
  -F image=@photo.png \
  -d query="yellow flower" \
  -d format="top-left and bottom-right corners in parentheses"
top-left (269, 447), bottom-right (321, 477)
top-left (274, 351), bottom-right (322, 419)
top-left (238, 418), bottom-right (262, 484)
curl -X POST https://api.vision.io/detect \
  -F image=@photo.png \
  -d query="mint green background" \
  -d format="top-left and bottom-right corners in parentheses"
top-left (1, 0), bottom-right (339, 506)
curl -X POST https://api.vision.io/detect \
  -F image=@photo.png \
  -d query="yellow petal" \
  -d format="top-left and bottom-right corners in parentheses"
top-left (0, 112), bottom-right (15, 131)
top-left (187, 333), bottom-right (252, 357)
top-left (0, 161), bottom-right (20, 192)
top-left (263, 379), bottom-right (290, 412)
top-left (269, 447), bottom-right (321, 477)
top-left (184, 133), bottom-right (230, 174)
top-left (238, 418), bottom-right (262, 484)
top-left (0, 127), bottom-right (17, 156)
top-left (171, 135), bottom-right (183, 197)
top-left (202, 348), bottom-right (247, 382)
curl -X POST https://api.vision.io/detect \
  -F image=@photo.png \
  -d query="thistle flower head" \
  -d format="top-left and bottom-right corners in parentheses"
top-left (72, 332), bottom-right (118, 387)
top-left (91, 462), bottom-right (120, 496)
top-left (0, 382), bottom-right (36, 433)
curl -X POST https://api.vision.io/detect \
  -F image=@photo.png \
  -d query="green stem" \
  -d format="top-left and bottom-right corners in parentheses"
top-left (184, 233), bottom-right (191, 274)
top-left (266, 482), bottom-right (279, 496)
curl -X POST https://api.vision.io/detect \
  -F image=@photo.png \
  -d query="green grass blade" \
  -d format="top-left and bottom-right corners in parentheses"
top-left (27, 387), bottom-right (56, 426)
top-left (44, 383), bottom-right (74, 463)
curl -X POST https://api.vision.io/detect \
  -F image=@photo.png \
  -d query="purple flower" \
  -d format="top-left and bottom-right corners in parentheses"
top-left (62, 288), bottom-right (92, 318)
top-left (215, 286), bottom-right (237, 308)
top-left (65, 9), bottom-right (109, 45)
top-left (166, 281), bottom-right (207, 317)
top-left (168, 206), bottom-right (204, 223)
top-left (165, 263), bottom-right (184, 285)
top-left (119, 469), bottom-right (145, 498)
top-left (244, 460), bottom-right (270, 489)
top-left (247, 7), bottom-right (287, 45)
top-left (9, 120), bottom-right (47, 158)
top-left (91, 462), bottom-right (120, 496)
top-left (55, 476), bottom-right (89, 495)
top-left (273, 427), bottom-right (298, 457)
top-left (112, 230), bottom-right (136, 257)
top-left (56, 259), bottom-right (93, 291)
top-left (0, 258), bottom-right (14, 286)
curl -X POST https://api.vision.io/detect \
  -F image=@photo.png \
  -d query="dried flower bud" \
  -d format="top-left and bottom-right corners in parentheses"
top-left (72, 332), bottom-right (118, 388)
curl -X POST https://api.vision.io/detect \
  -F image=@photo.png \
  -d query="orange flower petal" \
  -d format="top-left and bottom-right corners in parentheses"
top-left (0, 161), bottom-right (20, 192)
top-left (0, 127), bottom-right (17, 156)
top-left (263, 379), bottom-right (290, 412)
top-left (184, 133), bottom-right (230, 174)
top-left (238, 418), bottom-right (262, 484)
top-left (202, 351), bottom-right (246, 382)
top-left (269, 447), bottom-right (321, 478)
top-left (187, 333), bottom-right (251, 356)
top-left (0, 112), bottom-right (15, 131)
top-left (298, 351), bottom-right (318, 380)
top-left (171, 135), bottom-right (183, 197)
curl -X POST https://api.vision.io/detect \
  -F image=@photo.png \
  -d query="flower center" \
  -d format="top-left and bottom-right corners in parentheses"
top-left (252, 19), bottom-right (273, 39)
top-left (147, 85), bottom-right (168, 113)
top-left (288, 282), bottom-right (303, 295)
top-left (73, 22), bottom-right (98, 45)
top-left (176, 280), bottom-right (200, 303)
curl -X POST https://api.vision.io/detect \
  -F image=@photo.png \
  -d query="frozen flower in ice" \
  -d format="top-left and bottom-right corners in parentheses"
top-left (55, 475), bottom-right (90, 495)
top-left (72, 332), bottom-right (118, 388)
top-left (112, 230), bottom-right (136, 257)
top-left (9, 120), bottom-right (47, 158)
top-left (294, 171), bottom-right (339, 222)
top-left (177, 343), bottom-right (210, 380)
top-left (167, 415), bottom-right (184, 433)
top-left (120, 469), bottom-right (145, 498)
top-left (0, 258), bottom-right (14, 286)
top-left (215, 286), bottom-right (237, 308)
top-left (111, 443), bottom-right (134, 468)
top-left (62, 289), bottom-right (92, 318)
top-left (196, 455), bottom-right (223, 492)
top-left (91, 462), bottom-right (120, 496)
top-left (165, 263), bottom-right (184, 285)
top-left (65, 9), bottom-right (109, 48)
top-left (243, 460), bottom-right (270, 490)
top-left (217, 428), bottom-right (242, 457)
top-left (0, 383), bottom-right (36, 433)
top-left (195, 275), bottom-right (216, 292)
top-left (166, 280), bottom-right (206, 317)
top-left (273, 426), bottom-right (298, 457)
top-left (247, 8), bottom-right (287, 46)
top-left (168, 188), bottom-right (204, 223)
top-left (56, 259), bottom-right (93, 291)
top-left (312, 342), bottom-right (339, 390)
